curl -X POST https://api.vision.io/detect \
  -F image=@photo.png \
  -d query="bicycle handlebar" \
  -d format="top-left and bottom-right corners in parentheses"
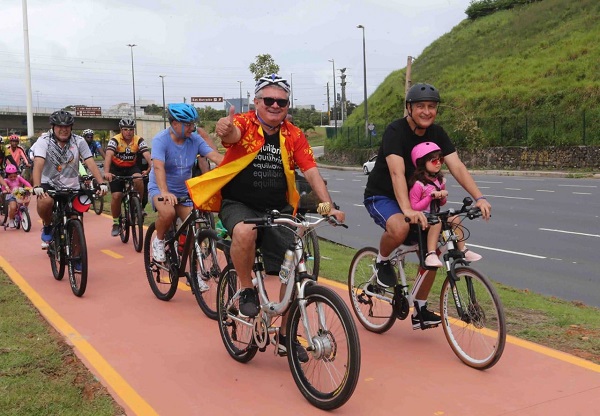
top-left (244, 210), bottom-right (348, 229)
top-left (157, 195), bottom-right (192, 204)
top-left (404, 197), bottom-right (484, 225)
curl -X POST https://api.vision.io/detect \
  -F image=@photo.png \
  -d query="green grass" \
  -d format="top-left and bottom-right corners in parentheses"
top-left (319, 239), bottom-right (600, 364)
top-left (0, 274), bottom-right (124, 416)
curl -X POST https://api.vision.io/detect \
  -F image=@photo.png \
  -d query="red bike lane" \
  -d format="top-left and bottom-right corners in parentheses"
top-left (1, 201), bottom-right (599, 415)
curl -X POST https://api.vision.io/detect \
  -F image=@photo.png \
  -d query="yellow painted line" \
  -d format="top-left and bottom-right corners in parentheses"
top-left (318, 276), bottom-right (600, 373)
top-left (101, 249), bottom-right (124, 259)
top-left (0, 256), bottom-right (158, 416)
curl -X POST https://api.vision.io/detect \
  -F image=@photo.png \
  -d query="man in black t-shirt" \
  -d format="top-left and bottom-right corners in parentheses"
top-left (363, 83), bottom-right (491, 329)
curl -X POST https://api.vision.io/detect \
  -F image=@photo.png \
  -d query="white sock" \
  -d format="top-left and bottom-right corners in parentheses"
top-left (377, 253), bottom-right (389, 262)
top-left (413, 299), bottom-right (427, 316)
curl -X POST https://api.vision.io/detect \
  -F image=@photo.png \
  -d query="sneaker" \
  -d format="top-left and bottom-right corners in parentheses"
top-left (412, 303), bottom-right (442, 330)
top-left (41, 225), bottom-right (53, 242)
top-left (276, 334), bottom-right (309, 363)
top-left (463, 249), bottom-right (482, 262)
top-left (8, 220), bottom-right (16, 229)
top-left (376, 260), bottom-right (396, 288)
top-left (238, 288), bottom-right (260, 318)
top-left (152, 238), bottom-right (166, 262)
top-left (111, 223), bottom-right (119, 237)
top-left (195, 276), bottom-right (210, 293)
top-left (41, 241), bottom-right (49, 250)
top-left (73, 261), bottom-right (82, 273)
top-left (424, 251), bottom-right (443, 268)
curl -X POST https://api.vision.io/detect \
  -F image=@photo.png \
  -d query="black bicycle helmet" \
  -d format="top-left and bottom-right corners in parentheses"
top-left (405, 83), bottom-right (441, 103)
top-left (119, 118), bottom-right (136, 128)
top-left (49, 110), bottom-right (75, 126)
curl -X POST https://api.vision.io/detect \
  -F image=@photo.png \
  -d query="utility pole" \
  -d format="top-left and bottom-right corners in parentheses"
top-left (339, 68), bottom-right (347, 122)
top-left (404, 56), bottom-right (414, 117)
top-left (329, 59), bottom-right (337, 135)
top-left (326, 82), bottom-right (331, 124)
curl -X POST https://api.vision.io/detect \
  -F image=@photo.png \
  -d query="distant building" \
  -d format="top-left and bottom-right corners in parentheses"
top-left (225, 97), bottom-right (251, 114)
top-left (296, 104), bottom-right (315, 111)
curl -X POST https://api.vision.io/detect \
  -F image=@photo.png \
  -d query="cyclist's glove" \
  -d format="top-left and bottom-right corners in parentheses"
top-left (33, 186), bottom-right (45, 197)
top-left (99, 183), bottom-right (109, 194)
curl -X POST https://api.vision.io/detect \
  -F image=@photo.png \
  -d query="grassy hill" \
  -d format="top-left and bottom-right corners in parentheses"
top-left (340, 0), bottom-right (600, 149)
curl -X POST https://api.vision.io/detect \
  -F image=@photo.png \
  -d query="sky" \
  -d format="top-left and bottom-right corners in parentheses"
top-left (1, 0), bottom-right (473, 112)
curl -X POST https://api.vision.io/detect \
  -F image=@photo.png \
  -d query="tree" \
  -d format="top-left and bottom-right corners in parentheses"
top-left (249, 54), bottom-right (280, 81)
top-left (143, 104), bottom-right (163, 115)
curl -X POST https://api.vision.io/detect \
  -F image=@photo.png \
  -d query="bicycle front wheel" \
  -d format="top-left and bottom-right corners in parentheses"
top-left (21, 208), bottom-right (31, 232)
top-left (348, 247), bottom-right (396, 333)
top-left (217, 265), bottom-right (258, 363)
top-left (48, 232), bottom-right (65, 281)
top-left (303, 230), bottom-right (320, 279)
top-left (130, 196), bottom-right (143, 252)
top-left (144, 222), bottom-right (178, 301)
top-left (67, 219), bottom-right (88, 297)
top-left (119, 200), bottom-right (130, 243)
top-left (92, 179), bottom-right (104, 215)
top-left (287, 284), bottom-right (361, 410)
top-left (440, 266), bottom-right (506, 370)
top-left (189, 229), bottom-right (223, 320)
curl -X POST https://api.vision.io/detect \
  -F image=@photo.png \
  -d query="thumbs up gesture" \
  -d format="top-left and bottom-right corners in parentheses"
top-left (216, 106), bottom-right (236, 139)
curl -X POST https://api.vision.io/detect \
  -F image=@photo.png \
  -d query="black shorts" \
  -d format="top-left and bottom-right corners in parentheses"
top-left (219, 199), bottom-right (295, 275)
top-left (109, 166), bottom-right (141, 193)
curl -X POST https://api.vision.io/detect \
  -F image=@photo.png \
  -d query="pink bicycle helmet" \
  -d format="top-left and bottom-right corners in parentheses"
top-left (410, 142), bottom-right (441, 167)
top-left (5, 164), bottom-right (18, 174)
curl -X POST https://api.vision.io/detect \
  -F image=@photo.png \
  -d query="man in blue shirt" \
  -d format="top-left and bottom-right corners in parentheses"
top-left (148, 103), bottom-right (222, 262)
top-left (82, 129), bottom-right (106, 158)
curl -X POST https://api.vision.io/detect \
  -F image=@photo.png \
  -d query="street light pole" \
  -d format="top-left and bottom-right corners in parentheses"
top-left (357, 25), bottom-right (369, 141)
top-left (159, 75), bottom-right (166, 128)
top-left (237, 81), bottom-right (242, 113)
top-left (328, 59), bottom-right (337, 134)
top-left (127, 44), bottom-right (137, 131)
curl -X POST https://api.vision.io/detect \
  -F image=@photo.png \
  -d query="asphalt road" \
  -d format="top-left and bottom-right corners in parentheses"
top-left (312, 167), bottom-right (600, 308)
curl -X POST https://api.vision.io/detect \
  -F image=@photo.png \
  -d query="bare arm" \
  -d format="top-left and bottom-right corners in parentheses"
top-left (444, 152), bottom-right (491, 219)
top-left (303, 167), bottom-right (345, 222)
top-left (84, 158), bottom-right (105, 188)
top-left (142, 151), bottom-right (152, 175)
top-left (103, 149), bottom-right (114, 181)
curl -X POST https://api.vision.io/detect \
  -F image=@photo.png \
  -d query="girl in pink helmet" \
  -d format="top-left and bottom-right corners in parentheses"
top-left (3, 164), bottom-right (32, 229)
top-left (408, 142), bottom-right (481, 267)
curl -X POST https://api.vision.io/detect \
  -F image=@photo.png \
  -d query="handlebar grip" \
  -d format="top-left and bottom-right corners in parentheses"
top-left (243, 217), bottom-right (267, 225)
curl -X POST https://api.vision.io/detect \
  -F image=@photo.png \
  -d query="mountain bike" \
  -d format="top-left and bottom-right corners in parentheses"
top-left (46, 188), bottom-right (94, 297)
top-left (348, 197), bottom-right (506, 370)
top-left (144, 197), bottom-right (220, 313)
top-left (112, 175), bottom-right (145, 252)
top-left (80, 174), bottom-right (103, 215)
top-left (2, 188), bottom-right (32, 232)
top-left (216, 210), bottom-right (360, 410)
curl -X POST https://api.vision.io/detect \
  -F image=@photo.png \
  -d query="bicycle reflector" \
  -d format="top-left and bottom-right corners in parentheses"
top-left (72, 194), bottom-right (92, 213)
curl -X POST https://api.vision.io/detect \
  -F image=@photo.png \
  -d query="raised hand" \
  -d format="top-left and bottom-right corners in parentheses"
top-left (216, 106), bottom-right (236, 138)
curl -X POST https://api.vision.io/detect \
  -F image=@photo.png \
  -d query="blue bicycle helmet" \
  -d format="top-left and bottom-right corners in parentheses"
top-left (255, 74), bottom-right (291, 94)
top-left (167, 103), bottom-right (198, 123)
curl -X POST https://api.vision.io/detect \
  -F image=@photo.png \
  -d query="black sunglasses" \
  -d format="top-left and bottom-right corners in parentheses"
top-left (260, 97), bottom-right (289, 107)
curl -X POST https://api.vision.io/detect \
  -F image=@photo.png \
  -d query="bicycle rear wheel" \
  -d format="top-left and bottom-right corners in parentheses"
top-left (287, 284), bottom-right (361, 410)
top-left (144, 222), bottom-right (178, 301)
top-left (189, 229), bottom-right (222, 320)
top-left (130, 196), bottom-right (143, 252)
top-left (217, 265), bottom-right (258, 363)
top-left (20, 208), bottom-right (31, 232)
top-left (67, 219), bottom-right (88, 297)
top-left (348, 247), bottom-right (396, 333)
top-left (440, 266), bottom-right (506, 370)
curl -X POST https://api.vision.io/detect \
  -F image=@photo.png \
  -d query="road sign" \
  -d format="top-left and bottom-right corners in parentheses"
top-left (367, 123), bottom-right (375, 131)
top-left (191, 97), bottom-right (223, 103)
top-left (75, 106), bottom-right (102, 116)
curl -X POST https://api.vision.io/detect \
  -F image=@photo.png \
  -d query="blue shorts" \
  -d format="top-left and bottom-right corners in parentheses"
top-left (364, 195), bottom-right (403, 231)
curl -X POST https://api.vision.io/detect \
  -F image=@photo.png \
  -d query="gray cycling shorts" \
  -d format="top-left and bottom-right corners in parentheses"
top-left (219, 199), bottom-right (295, 275)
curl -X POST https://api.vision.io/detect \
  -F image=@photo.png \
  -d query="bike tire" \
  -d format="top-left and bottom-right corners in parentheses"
top-left (130, 196), bottom-right (143, 252)
top-left (67, 219), bottom-right (88, 297)
top-left (144, 222), bottom-right (178, 301)
top-left (189, 229), bottom-right (222, 320)
top-left (49, 225), bottom-right (65, 281)
top-left (287, 284), bottom-right (361, 410)
top-left (91, 178), bottom-right (104, 215)
top-left (440, 266), bottom-right (506, 370)
top-left (303, 230), bottom-right (320, 279)
top-left (21, 208), bottom-right (31, 232)
top-left (217, 265), bottom-right (258, 363)
top-left (348, 247), bottom-right (396, 333)
top-left (119, 199), bottom-right (130, 244)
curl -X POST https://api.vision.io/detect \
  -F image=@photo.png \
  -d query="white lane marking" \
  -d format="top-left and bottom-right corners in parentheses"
top-left (514, 178), bottom-right (545, 181)
top-left (475, 181), bottom-right (503, 184)
top-left (335, 178), bottom-right (345, 181)
top-left (485, 194), bottom-right (534, 200)
top-left (505, 188), bottom-right (521, 190)
top-left (352, 179), bottom-right (362, 182)
top-left (468, 244), bottom-right (546, 259)
top-left (573, 192), bottom-right (592, 195)
top-left (354, 204), bottom-right (365, 207)
top-left (329, 190), bottom-right (341, 193)
top-left (557, 184), bottom-right (597, 188)
top-left (539, 228), bottom-right (600, 238)
top-left (536, 190), bottom-right (554, 193)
